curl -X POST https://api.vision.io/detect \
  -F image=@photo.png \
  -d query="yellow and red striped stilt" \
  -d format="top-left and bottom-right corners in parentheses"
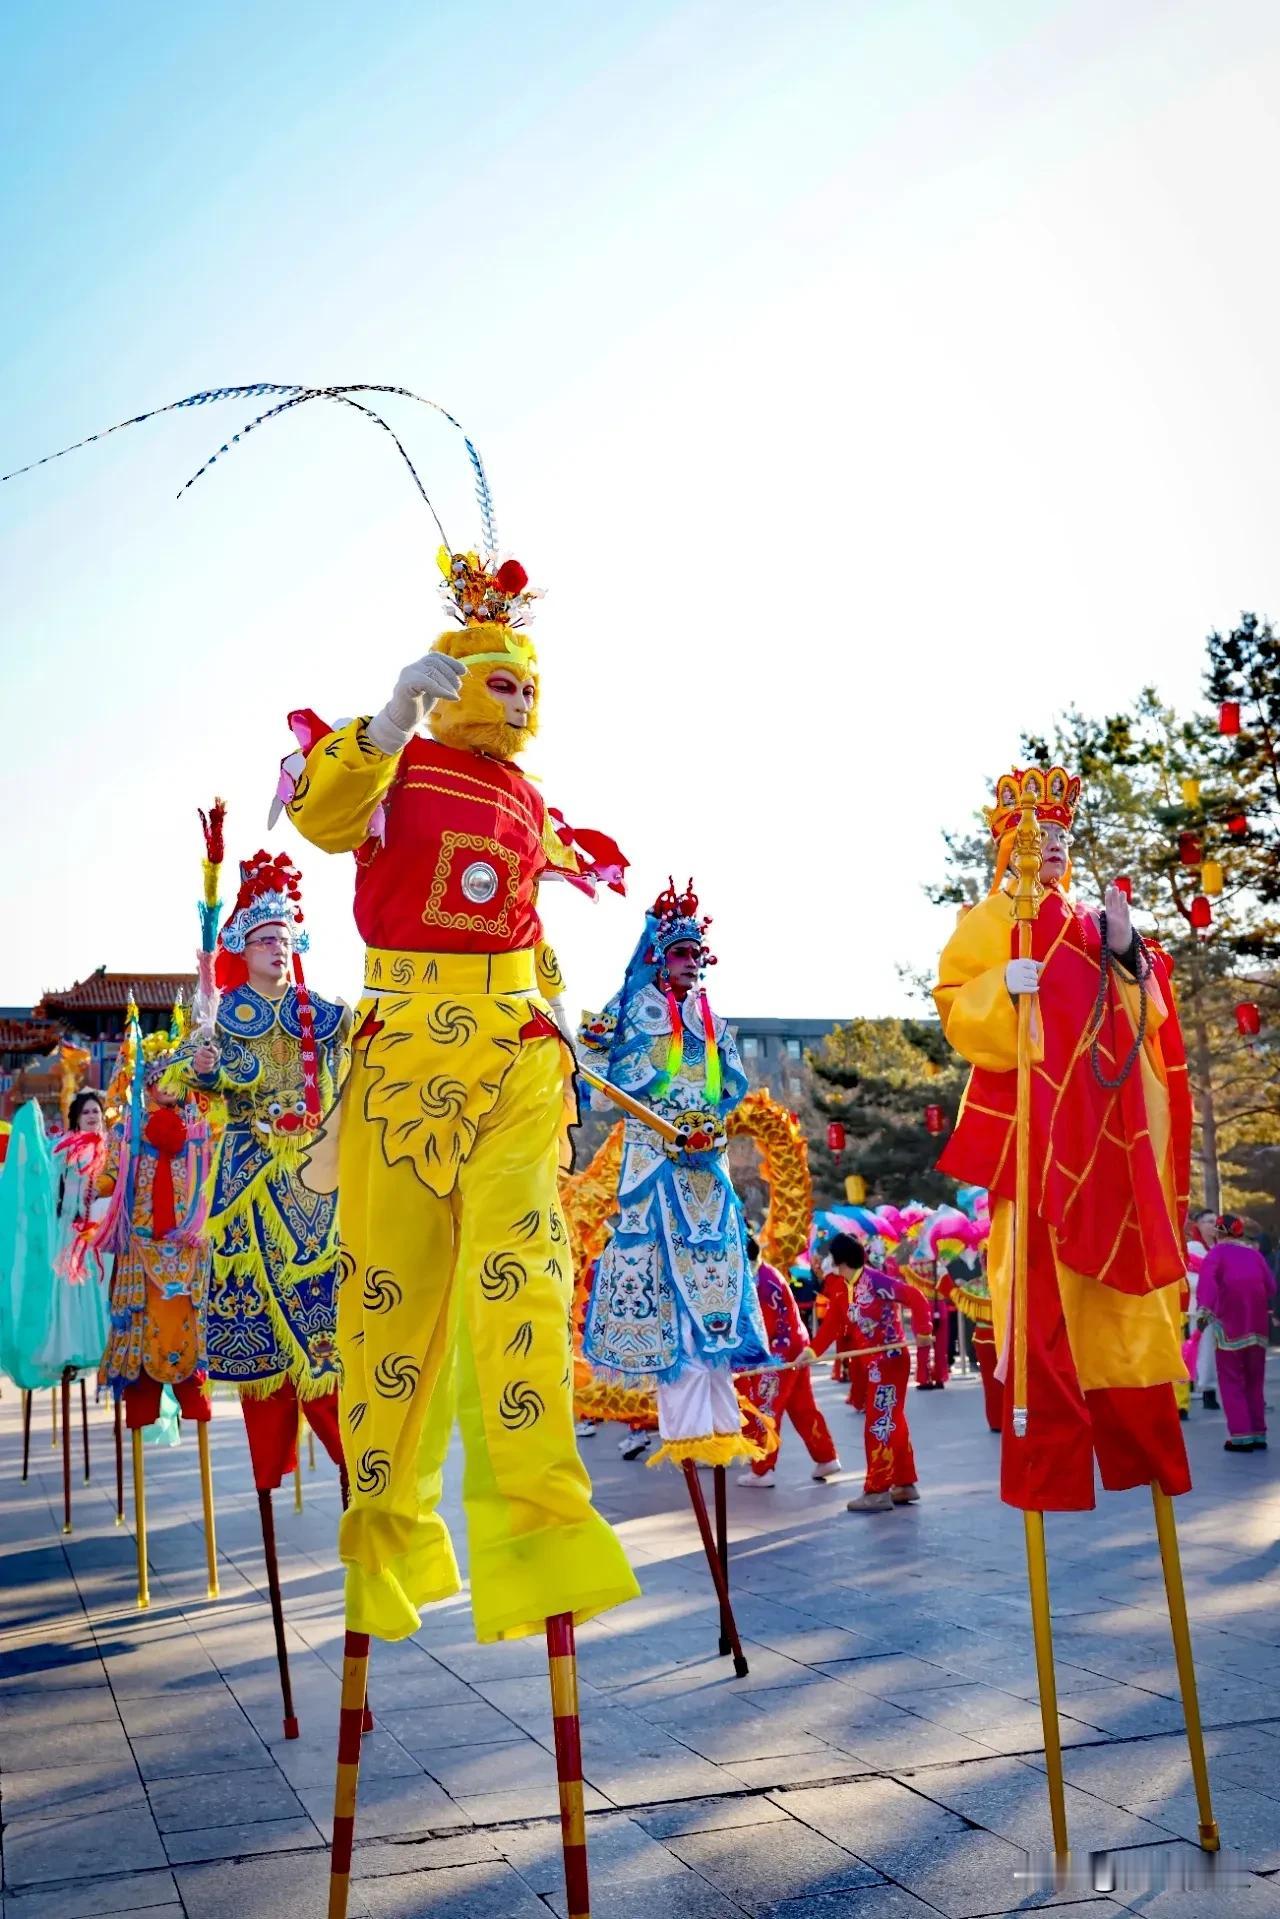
top-left (547, 1611), bottom-right (590, 1919)
top-left (327, 1629), bottom-right (371, 1919)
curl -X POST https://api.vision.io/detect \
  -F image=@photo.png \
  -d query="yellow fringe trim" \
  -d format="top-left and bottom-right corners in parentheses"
top-left (646, 1429), bottom-right (764, 1470)
top-left (951, 1284), bottom-right (993, 1324)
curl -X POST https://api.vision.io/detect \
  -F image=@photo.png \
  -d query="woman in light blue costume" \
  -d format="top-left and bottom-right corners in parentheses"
top-left (579, 879), bottom-right (770, 1470)
top-left (0, 1096), bottom-right (112, 1388)
top-left (0, 1094), bottom-right (112, 1511)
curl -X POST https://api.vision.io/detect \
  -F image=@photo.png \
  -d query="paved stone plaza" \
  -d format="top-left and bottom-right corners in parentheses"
top-left (1, 1365), bottom-right (1278, 1919)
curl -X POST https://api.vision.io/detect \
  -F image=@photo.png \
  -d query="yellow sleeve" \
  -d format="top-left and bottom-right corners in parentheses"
top-left (288, 719), bottom-right (401, 855)
top-left (932, 894), bottom-right (1024, 1073)
top-left (541, 811), bottom-right (580, 873)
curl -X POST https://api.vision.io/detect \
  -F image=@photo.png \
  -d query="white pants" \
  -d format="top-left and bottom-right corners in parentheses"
top-left (1196, 1321), bottom-right (1219, 1393)
top-left (657, 1319), bottom-right (743, 1442)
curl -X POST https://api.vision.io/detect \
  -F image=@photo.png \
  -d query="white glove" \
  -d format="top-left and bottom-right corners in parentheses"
top-left (1005, 958), bottom-right (1042, 996)
top-left (366, 653), bottom-right (466, 755)
top-left (547, 996), bottom-right (580, 1062)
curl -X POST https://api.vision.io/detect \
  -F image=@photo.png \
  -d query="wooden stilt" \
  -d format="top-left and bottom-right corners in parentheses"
top-left (547, 1611), bottom-right (591, 1919)
top-left (258, 1488), bottom-right (299, 1739)
top-left (1152, 1484), bottom-right (1220, 1851)
top-left (1024, 1511), bottom-right (1068, 1857)
top-left (51, 1387), bottom-right (59, 1448)
top-left (80, 1377), bottom-right (90, 1484)
top-left (337, 1466), bottom-right (375, 1735)
top-left (294, 1410), bottom-right (305, 1512)
top-left (113, 1396), bottom-right (125, 1526)
top-left (131, 1427), bottom-right (150, 1610)
top-left (713, 1464), bottom-right (732, 1657)
top-left (60, 1370), bottom-right (73, 1535)
top-left (308, 1426), bottom-right (317, 1471)
top-left (21, 1389), bottom-right (32, 1481)
top-left (327, 1629), bottom-right (372, 1919)
top-left (196, 1421), bottom-right (220, 1600)
top-left (682, 1461), bottom-right (749, 1677)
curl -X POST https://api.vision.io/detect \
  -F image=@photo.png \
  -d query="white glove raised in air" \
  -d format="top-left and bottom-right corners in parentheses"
top-left (1005, 957), bottom-right (1042, 996)
top-left (366, 653), bottom-right (467, 756)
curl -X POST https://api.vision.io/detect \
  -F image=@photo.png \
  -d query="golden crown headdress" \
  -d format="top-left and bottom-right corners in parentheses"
top-left (985, 765), bottom-right (1081, 841)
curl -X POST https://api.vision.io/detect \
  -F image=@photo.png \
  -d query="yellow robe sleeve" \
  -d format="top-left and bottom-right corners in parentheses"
top-left (932, 893), bottom-right (1026, 1073)
top-left (288, 719), bottom-right (401, 855)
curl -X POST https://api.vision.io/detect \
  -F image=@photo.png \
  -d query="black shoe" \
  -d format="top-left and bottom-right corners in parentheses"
top-left (1203, 1390), bottom-right (1220, 1411)
top-left (1179, 1409), bottom-right (1189, 1421)
top-left (1224, 1439), bottom-right (1254, 1453)
top-left (1254, 1438), bottom-right (1268, 1451)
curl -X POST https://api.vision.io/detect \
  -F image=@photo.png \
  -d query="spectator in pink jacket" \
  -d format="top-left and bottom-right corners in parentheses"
top-left (1197, 1218), bottom-right (1275, 1452)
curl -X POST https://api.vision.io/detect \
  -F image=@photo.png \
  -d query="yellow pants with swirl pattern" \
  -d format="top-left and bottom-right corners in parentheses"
top-left (337, 954), bottom-right (639, 1643)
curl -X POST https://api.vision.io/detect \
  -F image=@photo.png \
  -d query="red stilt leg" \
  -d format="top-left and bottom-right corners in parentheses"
top-left (682, 1461), bottom-right (749, 1677)
top-left (21, 1390), bottom-right (32, 1481)
top-left (713, 1464), bottom-right (732, 1657)
top-left (547, 1612), bottom-right (591, 1919)
top-left (327, 1629), bottom-right (371, 1919)
top-left (60, 1370), bottom-right (73, 1535)
top-left (257, 1488), bottom-right (299, 1739)
top-left (113, 1396), bottom-right (125, 1526)
top-left (80, 1378), bottom-right (90, 1484)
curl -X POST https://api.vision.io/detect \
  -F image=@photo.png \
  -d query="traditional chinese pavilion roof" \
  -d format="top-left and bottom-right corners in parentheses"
top-left (38, 970), bottom-right (196, 1016)
top-left (0, 1018), bottom-right (62, 1056)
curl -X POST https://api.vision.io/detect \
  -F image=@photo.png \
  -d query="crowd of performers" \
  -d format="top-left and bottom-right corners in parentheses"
top-left (3, 382), bottom-right (1272, 1904)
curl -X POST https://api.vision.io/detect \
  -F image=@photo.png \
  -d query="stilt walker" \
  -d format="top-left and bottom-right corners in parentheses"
top-left (0, 1091), bottom-right (112, 1532)
top-left (96, 1001), bottom-right (216, 1606)
top-left (1, 376), bottom-right (642, 1919)
top-left (935, 763), bottom-right (1219, 1857)
top-left (165, 822), bottom-right (352, 1739)
top-left (578, 880), bottom-right (774, 1671)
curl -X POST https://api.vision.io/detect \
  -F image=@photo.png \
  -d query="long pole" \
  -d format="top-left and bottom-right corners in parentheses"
top-left (80, 1378), bottom-right (90, 1484)
top-left (60, 1370), bottom-right (73, 1535)
top-left (682, 1461), bottom-right (748, 1677)
top-left (1152, 1485), bottom-right (1220, 1850)
top-left (713, 1465), bottom-right (732, 1658)
top-left (197, 1421), bottom-right (220, 1600)
top-left (258, 1488), bottom-right (300, 1739)
top-left (131, 1428), bottom-right (150, 1610)
top-left (327, 1629), bottom-right (372, 1919)
top-left (546, 1612), bottom-right (591, 1919)
top-left (113, 1397), bottom-right (125, 1525)
top-left (21, 1389), bottom-right (32, 1481)
top-left (1024, 1512), bottom-right (1068, 1856)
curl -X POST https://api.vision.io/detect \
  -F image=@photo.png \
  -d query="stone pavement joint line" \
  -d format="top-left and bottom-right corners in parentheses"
top-left (2, 1366), bottom-right (1279, 1916)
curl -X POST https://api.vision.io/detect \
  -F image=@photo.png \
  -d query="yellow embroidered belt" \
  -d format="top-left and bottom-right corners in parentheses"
top-left (362, 946), bottom-right (537, 995)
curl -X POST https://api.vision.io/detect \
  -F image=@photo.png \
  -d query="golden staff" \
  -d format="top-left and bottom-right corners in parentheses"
top-left (577, 1064), bottom-right (683, 1144)
top-left (1007, 779), bottom-right (1069, 1862)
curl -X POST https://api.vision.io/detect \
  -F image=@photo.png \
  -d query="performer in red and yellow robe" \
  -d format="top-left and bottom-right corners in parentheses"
top-left (934, 766), bottom-right (1191, 1513)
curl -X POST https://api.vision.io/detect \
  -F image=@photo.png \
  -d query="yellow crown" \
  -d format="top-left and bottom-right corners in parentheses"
top-left (985, 765), bottom-right (1081, 841)
top-left (436, 547), bottom-right (539, 629)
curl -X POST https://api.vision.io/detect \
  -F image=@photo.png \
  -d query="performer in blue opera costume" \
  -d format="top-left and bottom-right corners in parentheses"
top-left (578, 878), bottom-right (771, 1677)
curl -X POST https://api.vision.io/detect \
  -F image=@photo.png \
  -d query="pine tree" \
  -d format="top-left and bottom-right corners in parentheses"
top-left (805, 1017), bottom-right (966, 1207)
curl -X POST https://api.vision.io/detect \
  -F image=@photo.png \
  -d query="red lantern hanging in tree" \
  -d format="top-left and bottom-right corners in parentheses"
top-left (1177, 831), bottom-right (1202, 866)
top-left (1219, 701), bottom-right (1241, 735)
top-left (1235, 1002), bottom-right (1261, 1037)
top-left (924, 1104), bottom-right (945, 1135)
top-left (1228, 812), bottom-right (1248, 837)
top-left (826, 1121), bottom-right (846, 1153)
top-left (1190, 895), bottom-right (1212, 931)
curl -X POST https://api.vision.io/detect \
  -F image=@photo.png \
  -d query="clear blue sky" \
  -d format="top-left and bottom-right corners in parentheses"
top-left (4, 0), bottom-right (1278, 1018)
